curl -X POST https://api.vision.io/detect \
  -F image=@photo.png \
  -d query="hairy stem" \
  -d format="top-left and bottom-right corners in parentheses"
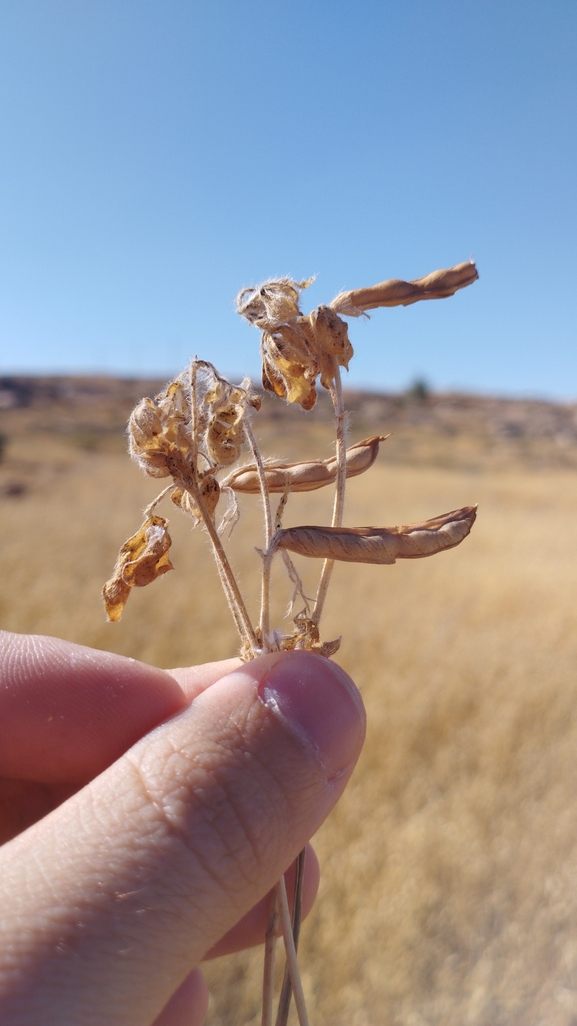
top-left (244, 418), bottom-right (275, 651)
top-left (244, 419), bottom-right (273, 548)
top-left (260, 544), bottom-right (277, 652)
top-left (142, 484), bottom-right (174, 518)
top-left (185, 473), bottom-right (259, 655)
top-left (312, 361), bottom-right (347, 624)
top-left (182, 362), bottom-right (259, 652)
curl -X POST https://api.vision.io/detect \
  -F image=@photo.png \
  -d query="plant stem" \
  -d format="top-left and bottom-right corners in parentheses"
top-left (260, 544), bottom-right (278, 653)
top-left (276, 875), bottom-right (310, 1026)
top-left (185, 473), bottom-right (259, 655)
top-left (201, 500), bottom-right (259, 653)
top-left (143, 484), bottom-right (174, 518)
top-left (275, 848), bottom-right (306, 1026)
top-left (182, 360), bottom-right (260, 654)
top-left (262, 891), bottom-right (279, 1026)
top-left (244, 419), bottom-right (273, 548)
top-left (311, 361), bottom-right (347, 625)
top-left (244, 418), bottom-right (275, 651)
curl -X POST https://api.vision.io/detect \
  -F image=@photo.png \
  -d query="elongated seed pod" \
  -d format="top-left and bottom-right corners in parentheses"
top-left (224, 435), bottom-right (387, 494)
top-left (275, 505), bottom-right (477, 564)
top-left (330, 262), bottom-right (478, 316)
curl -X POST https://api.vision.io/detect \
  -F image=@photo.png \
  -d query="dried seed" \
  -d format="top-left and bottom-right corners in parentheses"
top-left (207, 402), bottom-right (245, 467)
top-left (260, 326), bottom-right (318, 410)
top-left (171, 476), bottom-right (220, 521)
top-left (128, 397), bottom-right (163, 448)
top-left (330, 261), bottom-right (479, 317)
top-left (225, 435), bottom-right (387, 494)
top-left (128, 361), bottom-right (254, 482)
top-left (128, 380), bottom-right (190, 479)
top-left (102, 515), bottom-right (173, 621)
top-left (308, 305), bottom-right (354, 386)
top-left (275, 505), bottom-right (477, 564)
top-left (236, 277), bottom-right (314, 328)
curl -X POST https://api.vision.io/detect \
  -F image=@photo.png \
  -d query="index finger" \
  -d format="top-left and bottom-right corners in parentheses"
top-left (0, 632), bottom-right (235, 784)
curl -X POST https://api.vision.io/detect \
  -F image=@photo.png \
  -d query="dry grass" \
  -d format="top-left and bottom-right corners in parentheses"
top-left (2, 394), bottom-right (577, 1025)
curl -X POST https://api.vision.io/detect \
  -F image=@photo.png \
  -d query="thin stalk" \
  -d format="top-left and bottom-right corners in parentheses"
top-left (186, 358), bottom-right (257, 643)
top-left (260, 544), bottom-right (277, 652)
top-left (142, 484), bottom-right (174, 518)
top-left (275, 848), bottom-right (306, 1026)
top-left (213, 555), bottom-right (248, 644)
top-left (244, 419), bottom-right (273, 548)
top-left (311, 361), bottom-right (347, 624)
top-left (261, 891), bottom-right (279, 1026)
top-left (184, 473), bottom-right (259, 654)
top-left (276, 876), bottom-right (310, 1026)
top-left (243, 418), bottom-right (275, 651)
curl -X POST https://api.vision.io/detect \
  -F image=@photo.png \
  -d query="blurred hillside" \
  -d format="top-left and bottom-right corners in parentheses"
top-left (2, 374), bottom-right (577, 505)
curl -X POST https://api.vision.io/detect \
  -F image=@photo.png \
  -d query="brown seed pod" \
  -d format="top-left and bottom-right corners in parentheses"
top-left (275, 505), bottom-right (477, 564)
top-left (330, 261), bottom-right (479, 317)
top-left (102, 515), bottom-right (173, 622)
top-left (225, 435), bottom-right (387, 494)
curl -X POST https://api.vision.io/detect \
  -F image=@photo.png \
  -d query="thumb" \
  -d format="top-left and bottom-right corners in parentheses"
top-left (0, 651), bottom-right (365, 1026)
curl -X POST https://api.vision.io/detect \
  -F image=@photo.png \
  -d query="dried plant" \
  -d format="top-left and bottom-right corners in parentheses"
top-left (103, 260), bottom-right (479, 1026)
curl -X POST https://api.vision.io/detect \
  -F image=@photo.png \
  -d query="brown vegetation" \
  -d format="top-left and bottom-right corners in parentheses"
top-left (2, 378), bottom-right (577, 1024)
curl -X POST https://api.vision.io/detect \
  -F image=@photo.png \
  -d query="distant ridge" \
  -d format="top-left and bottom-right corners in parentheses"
top-left (2, 374), bottom-right (577, 448)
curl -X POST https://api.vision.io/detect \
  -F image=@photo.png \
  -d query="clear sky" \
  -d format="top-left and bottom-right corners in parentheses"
top-left (1, 1), bottom-right (576, 398)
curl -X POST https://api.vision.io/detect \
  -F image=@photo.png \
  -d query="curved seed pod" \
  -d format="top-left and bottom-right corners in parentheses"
top-left (225, 435), bottom-right (387, 494)
top-left (330, 261), bottom-right (479, 317)
top-left (275, 505), bottom-right (477, 564)
top-left (102, 515), bottom-right (173, 622)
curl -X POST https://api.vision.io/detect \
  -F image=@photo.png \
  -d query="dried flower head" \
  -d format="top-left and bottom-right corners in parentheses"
top-left (237, 279), bottom-right (354, 410)
top-left (236, 276), bottom-right (314, 328)
top-left (128, 362), bottom-right (253, 483)
top-left (102, 514), bottom-right (173, 622)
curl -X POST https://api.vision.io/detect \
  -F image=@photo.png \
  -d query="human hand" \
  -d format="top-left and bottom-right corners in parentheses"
top-left (0, 631), bottom-right (365, 1025)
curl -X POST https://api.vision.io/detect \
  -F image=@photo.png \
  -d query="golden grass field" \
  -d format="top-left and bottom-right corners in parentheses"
top-left (2, 384), bottom-right (577, 1025)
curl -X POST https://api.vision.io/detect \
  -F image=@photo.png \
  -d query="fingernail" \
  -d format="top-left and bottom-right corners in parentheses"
top-left (258, 653), bottom-right (365, 778)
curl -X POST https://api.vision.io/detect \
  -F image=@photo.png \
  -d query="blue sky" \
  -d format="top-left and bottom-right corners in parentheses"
top-left (1, 1), bottom-right (576, 398)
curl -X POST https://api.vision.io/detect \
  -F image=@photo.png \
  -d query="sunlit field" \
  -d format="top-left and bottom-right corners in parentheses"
top-left (2, 381), bottom-right (577, 1025)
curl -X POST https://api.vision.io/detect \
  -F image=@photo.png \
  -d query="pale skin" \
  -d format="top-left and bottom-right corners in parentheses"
top-left (0, 631), bottom-right (365, 1026)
